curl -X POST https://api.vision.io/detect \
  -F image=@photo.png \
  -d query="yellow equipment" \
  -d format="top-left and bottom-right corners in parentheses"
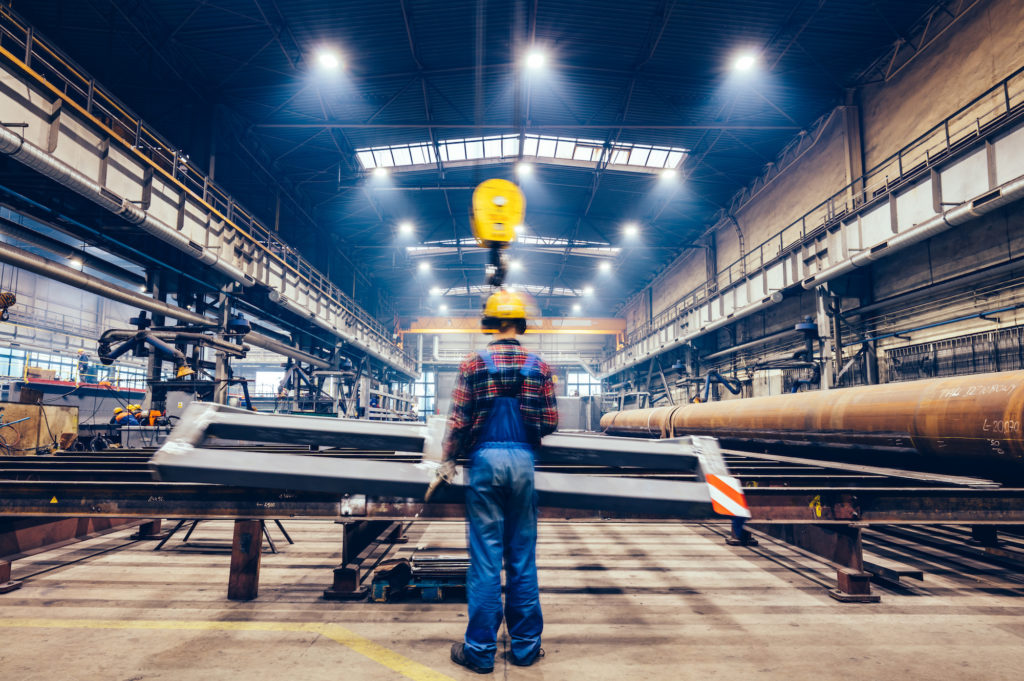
top-left (471, 179), bottom-right (525, 286)
top-left (483, 289), bottom-right (528, 320)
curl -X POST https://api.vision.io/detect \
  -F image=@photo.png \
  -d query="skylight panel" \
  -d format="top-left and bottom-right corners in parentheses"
top-left (646, 148), bottom-right (669, 168)
top-left (392, 147), bottom-right (412, 166)
top-left (355, 135), bottom-right (685, 173)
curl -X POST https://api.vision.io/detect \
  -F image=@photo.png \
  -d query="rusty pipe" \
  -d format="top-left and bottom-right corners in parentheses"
top-left (601, 371), bottom-right (1024, 466)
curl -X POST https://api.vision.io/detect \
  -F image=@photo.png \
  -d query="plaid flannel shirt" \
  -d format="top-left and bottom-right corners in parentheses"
top-left (442, 339), bottom-right (558, 460)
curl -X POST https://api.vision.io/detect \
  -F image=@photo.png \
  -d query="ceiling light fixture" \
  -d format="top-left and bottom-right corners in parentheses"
top-left (439, 303), bottom-right (448, 313)
top-left (417, 261), bottom-right (430, 273)
top-left (623, 222), bottom-right (639, 237)
top-left (583, 285), bottom-right (594, 296)
top-left (599, 261), bottom-right (612, 273)
top-left (373, 166), bottom-right (389, 178)
top-left (733, 53), bottom-right (757, 72)
top-left (525, 49), bottom-right (546, 70)
top-left (516, 161), bottom-right (533, 176)
top-left (572, 303), bottom-right (582, 314)
top-left (317, 50), bottom-right (342, 70)
top-left (399, 221), bottom-right (414, 235)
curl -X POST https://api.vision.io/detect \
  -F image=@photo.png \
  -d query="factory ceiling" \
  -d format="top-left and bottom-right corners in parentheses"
top-left (11, 0), bottom-right (942, 318)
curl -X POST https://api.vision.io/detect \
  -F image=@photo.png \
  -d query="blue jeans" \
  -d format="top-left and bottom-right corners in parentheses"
top-left (463, 443), bottom-right (543, 667)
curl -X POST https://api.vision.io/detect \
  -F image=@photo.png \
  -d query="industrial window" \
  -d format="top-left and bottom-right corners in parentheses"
top-left (413, 370), bottom-right (436, 421)
top-left (254, 370), bottom-right (285, 397)
top-left (0, 347), bottom-right (26, 379)
top-left (566, 371), bottom-right (602, 397)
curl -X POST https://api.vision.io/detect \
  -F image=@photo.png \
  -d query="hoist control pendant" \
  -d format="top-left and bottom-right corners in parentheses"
top-left (471, 178), bottom-right (525, 248)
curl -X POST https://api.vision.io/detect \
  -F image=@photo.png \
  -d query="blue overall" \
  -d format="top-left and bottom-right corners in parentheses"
top-left (463, 351), bottom-right (543, 668)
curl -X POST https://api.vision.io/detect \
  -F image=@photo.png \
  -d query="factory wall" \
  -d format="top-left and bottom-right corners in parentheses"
top-left (619, 0), bottom-right (1024, 399)
top-left (859, 0), bottom-right (1024, 169)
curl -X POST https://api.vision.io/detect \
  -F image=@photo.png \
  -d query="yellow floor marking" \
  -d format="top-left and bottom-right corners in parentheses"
top-left (0, 618), bottom-right (457, 681)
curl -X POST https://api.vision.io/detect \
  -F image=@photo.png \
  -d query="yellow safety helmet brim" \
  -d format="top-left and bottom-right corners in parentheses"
top-left (483, 289), bottom-right (528, 320)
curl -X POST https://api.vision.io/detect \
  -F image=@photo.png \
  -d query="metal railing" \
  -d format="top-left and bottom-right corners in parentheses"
top-left (0, 7), bottom-right (413, 367)
top-left (615, 64), bottom-right (1024, 363)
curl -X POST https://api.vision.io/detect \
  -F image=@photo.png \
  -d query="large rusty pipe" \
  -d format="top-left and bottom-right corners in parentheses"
top-left (601, 371), bottom-right (1024, 466)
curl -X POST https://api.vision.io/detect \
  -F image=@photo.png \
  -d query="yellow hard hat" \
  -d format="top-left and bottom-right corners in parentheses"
top-left (483, 289), bottom-right (527, 320)
top-left (113, 407), bottom-right (124, 414)
top-left (77, 348), bottom-right (85, 354)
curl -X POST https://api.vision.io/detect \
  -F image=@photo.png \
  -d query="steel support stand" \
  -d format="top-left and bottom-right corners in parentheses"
top-left (323, 520), bottom-right (396, 601)
top-left (152, 519), bottom-right (188, 551)
top-left (0, 560), bottom-right (22, 594)
top-left (273, 519), bottom-right (295, 545)
top-left (968, 525), bottom-right (999, 547)
top-left (130, 519), bottom-right (169, 540)
top-left (756, 523), bottom-right (879, 603)
top-left (228, 519), bottom-right (262, 601)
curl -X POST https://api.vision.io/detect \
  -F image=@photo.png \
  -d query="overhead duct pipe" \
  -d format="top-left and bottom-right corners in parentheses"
top-left (0, 240), bottom-right (211, 326)
top-left (803, 176), bottom-right (1024, 289)
top-left (0, 214), bottom-right (145, 286)
top-left (243, 332), bottom-right (330, 369)
top-left (0, 126), bottom-right (253, 286)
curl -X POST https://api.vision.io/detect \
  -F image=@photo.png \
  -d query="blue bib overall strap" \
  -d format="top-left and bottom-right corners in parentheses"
top-left (463, 348), bottom-right (544, 668)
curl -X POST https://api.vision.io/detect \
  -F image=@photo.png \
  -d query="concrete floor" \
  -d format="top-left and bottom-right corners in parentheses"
top-left (1, 520), bottom-right (1023, 681)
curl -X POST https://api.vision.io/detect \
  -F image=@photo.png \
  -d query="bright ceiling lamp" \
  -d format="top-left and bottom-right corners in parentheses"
top-left (509, 259), bottom-right (523, 272)
top-left (429, 286), bottom-right (442, 296)
top-left (516, 161), bottom-right (533, 176)
top-left (525, 49), bottom-right (546, 70)
top-left (623, 222), bottom-right (639, 237)
top-left (571, 303), bottom-right (582, 313)
top-left (598, 261), bottom-right (612, 273)
top-left (582, 285), bottom-right (594, 296)
top-left (733, 53), bottom-right (757, 72)
top-left (398, 221), bottom-right (414, 235)
top-left (660, 168), bottom-right (678, 180)
top-left (373, 166), bottom-right (389, 178)
top-left (417, 261), bottom-right (430, 273)
top-left (317, 50), bottom-right (342, 70)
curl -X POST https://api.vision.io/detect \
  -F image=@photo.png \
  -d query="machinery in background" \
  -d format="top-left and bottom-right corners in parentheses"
top-left (97, 311), bottom-right (254, 446)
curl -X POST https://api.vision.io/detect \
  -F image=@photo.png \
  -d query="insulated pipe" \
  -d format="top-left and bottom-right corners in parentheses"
top-left (0, 125), bottom-right (252, 285)
top-left (803, 176), bottom-right (1024, 289)
top-left (601, 370), bottom-right (1024, 467)
top-left (0, 240), bottom-right (211, 326)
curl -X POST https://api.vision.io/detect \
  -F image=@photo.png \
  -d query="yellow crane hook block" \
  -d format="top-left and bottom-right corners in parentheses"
top-left (471, 178), bottom-right (525, 248)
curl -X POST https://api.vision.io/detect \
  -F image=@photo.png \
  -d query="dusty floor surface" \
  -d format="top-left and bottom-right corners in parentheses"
top-left (1, 519), bottom-right (1023, 680)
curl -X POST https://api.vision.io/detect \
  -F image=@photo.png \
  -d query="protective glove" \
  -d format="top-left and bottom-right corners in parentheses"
top-left (424, 459), bottom-right (457, 502)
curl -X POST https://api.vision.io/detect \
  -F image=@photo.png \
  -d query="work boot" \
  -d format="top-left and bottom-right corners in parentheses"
top-left (507, 648), bottom-right (545, 667)
top-left (450, 642), bottom-right (493, 674)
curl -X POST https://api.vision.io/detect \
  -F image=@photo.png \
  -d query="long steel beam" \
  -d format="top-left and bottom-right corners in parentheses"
top-left (171, 402), bottom-right (707, 470)
top-left (149, 446), bottom-right (713, 516)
